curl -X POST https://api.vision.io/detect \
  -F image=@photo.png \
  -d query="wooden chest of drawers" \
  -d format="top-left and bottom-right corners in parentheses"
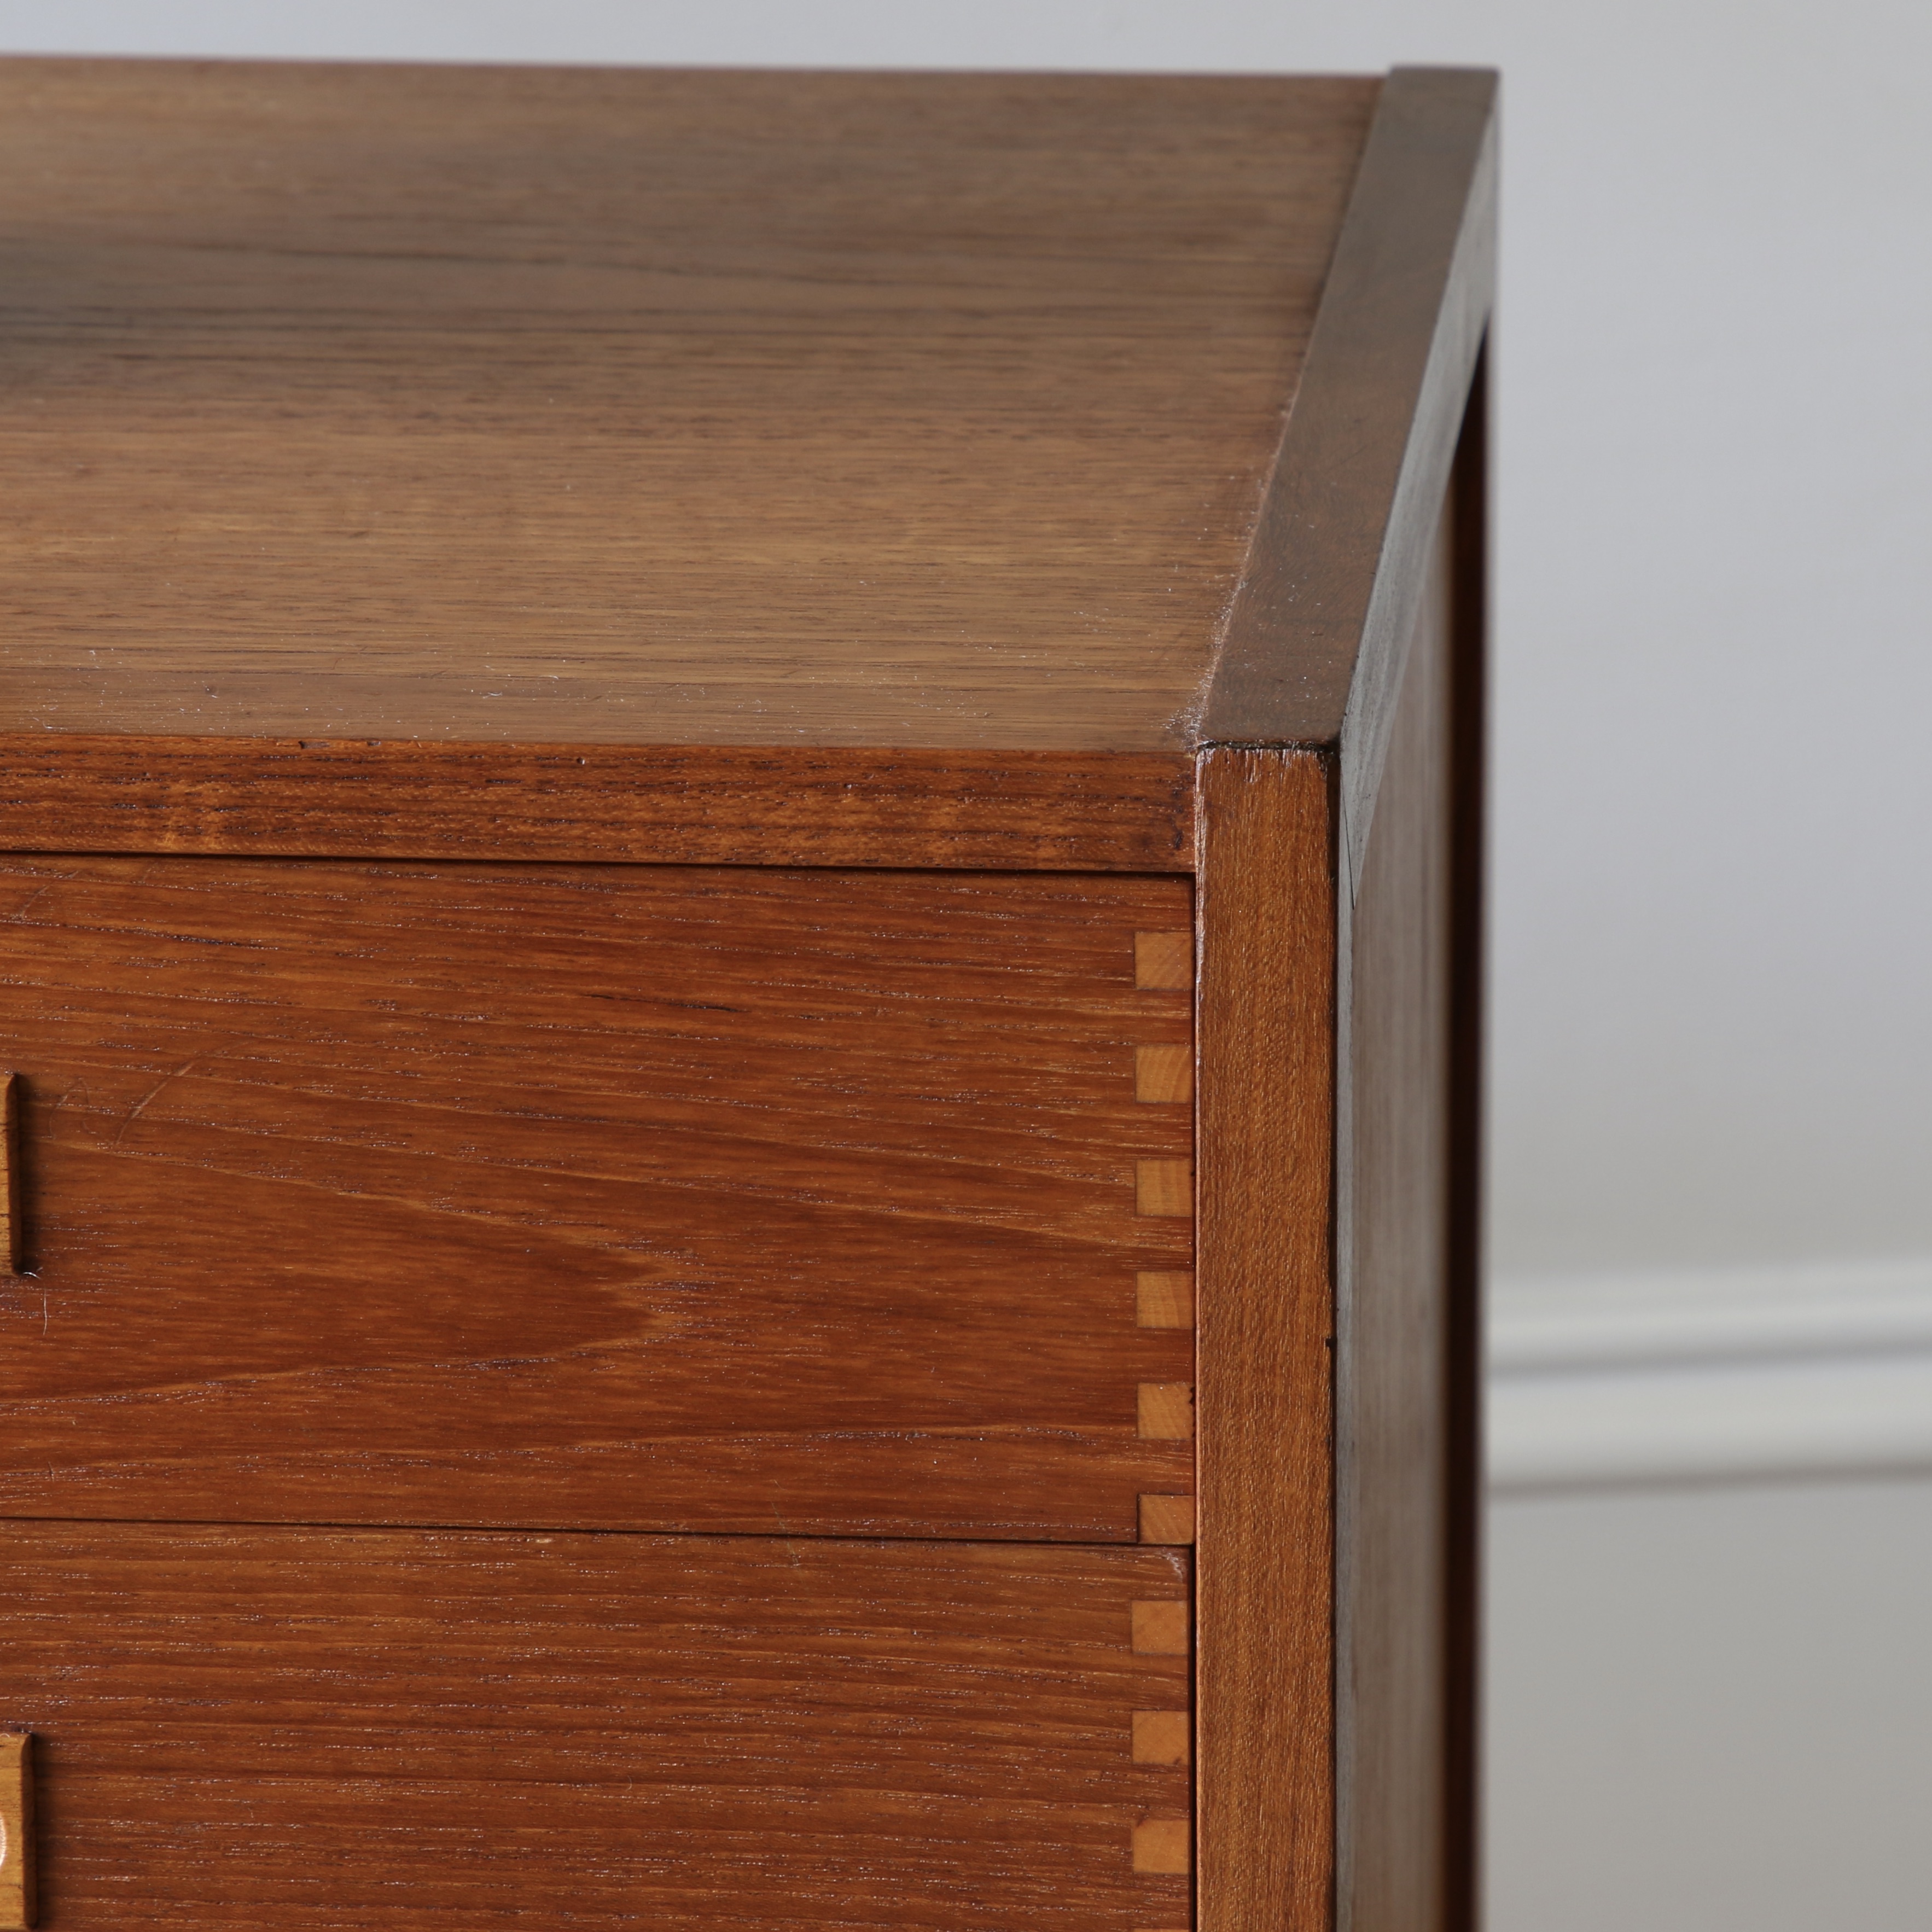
top-left (0, 55), bottom-right (1493, 1932)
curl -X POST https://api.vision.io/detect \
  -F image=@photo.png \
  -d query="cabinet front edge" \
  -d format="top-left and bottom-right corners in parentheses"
top-left (0, 737), bottom-right (1194, 873)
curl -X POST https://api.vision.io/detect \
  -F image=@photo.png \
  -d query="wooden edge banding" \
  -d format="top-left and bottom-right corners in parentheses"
top-left (0, 1732), bottom-right (35, 1931)
top-left (1442, 340), bottom-right (1490, 1932)
top-left (1198, 67), bottom-right (1498, 895)
top-left (0, 1075), bottom-right (18, 1276)
top-left (1194, 747), bottom-right (1336, 1932)
top-left (1132, 1817), bottom-right (1192, 1875)
top-left (0, 740), bottom-right (1193, 874)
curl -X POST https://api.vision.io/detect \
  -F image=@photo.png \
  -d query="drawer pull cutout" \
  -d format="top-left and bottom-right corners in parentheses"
top-left (0, 1075), bottom-right (19, 1276)
top-left (0, 1732), bottom-right (34, 1930)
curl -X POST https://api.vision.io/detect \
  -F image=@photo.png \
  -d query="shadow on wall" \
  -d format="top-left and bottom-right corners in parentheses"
top-left (1489, 1256), bottom-right (1932, 1493)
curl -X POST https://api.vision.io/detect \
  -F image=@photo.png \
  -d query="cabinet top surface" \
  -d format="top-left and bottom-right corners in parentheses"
top-left (0, 58), bottom-right (1376, 754)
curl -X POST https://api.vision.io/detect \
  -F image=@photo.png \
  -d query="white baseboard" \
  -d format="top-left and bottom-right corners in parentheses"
top-left (1487, 1258), bottom-right (1932, 1492)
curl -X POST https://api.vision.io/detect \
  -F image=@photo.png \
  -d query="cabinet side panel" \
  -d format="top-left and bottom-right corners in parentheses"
top-left (1196, 747), bottom-right (1338, 1932)
top-left (1340, 403), bottom-right (1481, 1932)
top-left (1443, 354), bottom-right (1486, 1932)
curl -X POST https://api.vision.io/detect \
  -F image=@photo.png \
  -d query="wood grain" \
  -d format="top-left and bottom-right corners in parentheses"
top-left (1132, 1713), bottom-right (1191, 1767)
top-left (0, 57), bottom-right (1502, 1932)
top-left (1131, 1602), bottom-right (1190, 1657)
top-left (0, 57), bottom-right (1374, 758)
top-left (0, 1733), bottom-right (32, 1931)
top-left (0, 740), bottom-right (1192, 875)
top-left (1340, 503), bottom-right (1457, 1932)
top-left (1132, 1819), bottom-right (1191, 1876)
top-left (1194, 747), bottom-right (1337, 1932)
top-left (0, 856), bottom-right (1194, 1540)
top-left (1442, 348), bottom-right (1489, 1932)
top-left (1137, 1498), bottom-right (1196, 1547)
top-left (1135, 1271), bottom-right (1195, 1330)
top-left (1189, 71), bottom-right (1493, 1930)
top-left (1137, 1386), bottom-right (1195, 1441)
top-left (0, 1076), bottom-right (19, 1276)
top-left (1133, 935), bottom-right (1194, 992)
top-left (1135, 1162), bottom-right (1193, 1218)
top-left (0, 1521), bottom-right (1191, 1929)
top-left (1135, 1046), bottom-right (1194, 1105)
top-left (1199, 67), bottom-right (1497, 884)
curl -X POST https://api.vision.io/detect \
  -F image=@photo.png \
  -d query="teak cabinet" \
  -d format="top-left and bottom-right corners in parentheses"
top-left (0, 56), bottom-right (1493, 1932)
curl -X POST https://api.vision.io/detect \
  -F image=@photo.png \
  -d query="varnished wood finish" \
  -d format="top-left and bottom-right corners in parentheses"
top-left (1133, 1713), bottom-right (1192, 1767)
top-left (1137, 1385), bottom-right (1195, 1441)
top-left (1195, 748), bottom-right (1337, 1932)
top-left (0, 1522), bottom-right (1190, 1928)
top-left (1137, 1045), bottom-right (1194, 1105)
top-left (0, 740), bottom-right (1192, 875)
top-left (1440, 344), bottom-right (1490, 1932)
top-left (0, 1733), bottom-right (32, 1931)
top-left (0, 1076), bottom-right (19, 1276)
top-left (1136, 1271), bottom-right (1196, 1330)
top-left (1133, 935), bottom-right (1194, 992)
top-left (1137, 1497), bottom-right (1196, 1547)
top-left (1339, 502), bottom-right (1467, 1932)
top-left (1190, 70), bottom-right (1492, 1932)
top-left (1200, 68), bottom-right (1497, 886)
top-left (1136, 1161), bottom-right (1194, 1218)
top-left (1132, 1818), bottom-right (1192, 1876)
top-left (0, 857), bottom-right (1193, 1540)
top-left (0, 56), bottom-right (1498, 1929)
top-left (0, 58), bottom-right (1373, 761)
top-left (1131, 1602), bottom-right (1190, 1657)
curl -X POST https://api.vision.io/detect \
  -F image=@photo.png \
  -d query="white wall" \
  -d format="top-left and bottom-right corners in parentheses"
top-left (3, 4), bottom-right (1927, 1925)
top-left (1491, 1475), bottom-right (1932, 1932)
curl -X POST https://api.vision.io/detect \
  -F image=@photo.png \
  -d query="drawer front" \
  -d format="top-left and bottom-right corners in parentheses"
top-left (0, 857), bottom-right (1195, 1541)
top-left (0, 1522), bottom-right (1192, 1928)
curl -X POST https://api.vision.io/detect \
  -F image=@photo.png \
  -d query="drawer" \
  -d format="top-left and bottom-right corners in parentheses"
top-left (0, 1521), bottom-right (1192, 1929)
top-left (0, 856), bottom-right (1195, 1541)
